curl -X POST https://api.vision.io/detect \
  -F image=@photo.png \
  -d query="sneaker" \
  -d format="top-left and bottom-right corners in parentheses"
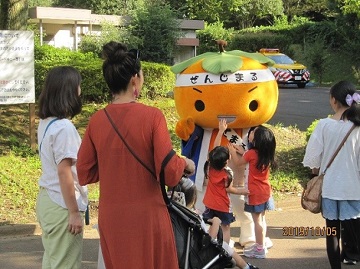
top-left (343, 258), bottom-right (357, 265)
top-left (265, 237), bottom-right (273, 249)
top-left (244, 244), bottom-right (266, 259)
top-left (247, 263), bottom-right (260, 269)
top-left (243, 243), bottom-right (256, 256)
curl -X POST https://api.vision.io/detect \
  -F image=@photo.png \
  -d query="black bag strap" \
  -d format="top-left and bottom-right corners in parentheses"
top-left (104, 108), bottom-right (156, 178)
top-left (160, 149), bottom-right (176, 206)
top-left (323, 124), bottom-right (355, 174)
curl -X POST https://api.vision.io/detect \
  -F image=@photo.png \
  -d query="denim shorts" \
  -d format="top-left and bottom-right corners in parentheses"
top-left (322, 198), bottom-right (360, 220)
top-left (244, 196), bottom-right (275, 213)
top-left (202, 207), bottom-right (236, 225)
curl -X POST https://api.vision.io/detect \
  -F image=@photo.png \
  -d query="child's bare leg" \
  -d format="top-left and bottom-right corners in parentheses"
top-left (232, 252), bottom-right (249, 268)
top-left (251, 212), bottom-right (265, 247)
top-left (221, 224), bottom-right (231, 244)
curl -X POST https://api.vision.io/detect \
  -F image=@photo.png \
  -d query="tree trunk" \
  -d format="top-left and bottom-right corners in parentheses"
top-left (0, 0), bottom-right (28, 30)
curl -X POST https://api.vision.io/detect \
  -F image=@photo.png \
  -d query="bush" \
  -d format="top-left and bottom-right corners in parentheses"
top-left (35, 44), bottom-right (97, 63)
top-left (35, 46), bottom-right (175, 102)
top-left (141, 62), bottom-right (176, 99)
top-left (305, 119), bottom-right (320, 141)
top-left (228, 31), bottom-right (291, 53)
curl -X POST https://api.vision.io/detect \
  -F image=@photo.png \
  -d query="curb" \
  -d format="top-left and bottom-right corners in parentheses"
top-left (0, 223), bottom-right (42, 238)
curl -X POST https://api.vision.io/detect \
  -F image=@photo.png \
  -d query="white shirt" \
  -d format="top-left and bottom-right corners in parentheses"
top-left (38, 117), bottom-right (88, 211)
top-left (303, 118), bottom-right (360, 200)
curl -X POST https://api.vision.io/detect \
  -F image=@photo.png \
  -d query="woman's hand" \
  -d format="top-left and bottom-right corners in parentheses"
top-left (184, 158), bottom-right (196, 176)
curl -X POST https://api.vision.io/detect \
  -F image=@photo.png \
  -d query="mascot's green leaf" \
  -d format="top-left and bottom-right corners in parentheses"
top-left (171, 50), bottom-right (275, 74)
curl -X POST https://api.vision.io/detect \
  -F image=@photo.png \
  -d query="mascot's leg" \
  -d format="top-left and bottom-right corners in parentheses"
top-left (231, 194), bottom-right (255, 246)
top-left (228, 160), bottom-right (256, 247)
top-left (195, 186), bottom-right (207, 214)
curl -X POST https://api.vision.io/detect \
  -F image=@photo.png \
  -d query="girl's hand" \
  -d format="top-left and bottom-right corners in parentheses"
top-left (236, 187), bottom-right (250, 195)
top-left (229, 143), bottom-right (245, 155)
top-left (218, 119), bottom-right (227, 133)
top-left (207, 217), bottom-right (222, 226)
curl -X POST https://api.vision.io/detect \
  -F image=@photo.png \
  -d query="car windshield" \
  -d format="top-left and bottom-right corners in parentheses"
top-left (267, 55), bottom-right (294, 65)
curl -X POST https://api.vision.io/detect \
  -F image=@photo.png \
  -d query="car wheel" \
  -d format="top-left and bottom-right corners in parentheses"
top-left (297, 83), bottom-right (306, 88)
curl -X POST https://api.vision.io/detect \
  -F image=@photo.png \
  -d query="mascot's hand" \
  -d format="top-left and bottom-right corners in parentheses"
top-left (175, 118), bottom-right (195, 141)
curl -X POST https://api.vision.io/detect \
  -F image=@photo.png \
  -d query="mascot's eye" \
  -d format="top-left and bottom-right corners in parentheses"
top-left (249, 100), bottom-right (258, 112)
top-left (195, 100), bottom-right (205, 112)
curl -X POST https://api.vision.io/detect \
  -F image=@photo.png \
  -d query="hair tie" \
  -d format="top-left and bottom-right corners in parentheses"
top-left (345, 93), bottom-right (360, 106)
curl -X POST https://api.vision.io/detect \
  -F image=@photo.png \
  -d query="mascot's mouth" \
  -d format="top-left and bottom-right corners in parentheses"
top-left (217, 115), bottom-right (236, 124)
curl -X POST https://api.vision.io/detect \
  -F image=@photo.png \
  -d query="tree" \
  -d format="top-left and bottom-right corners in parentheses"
top-left (52, 0), bottom-right (145, 15)
top-left (184, 0), bottom-right (283, 29)
top-left (79, 22), bottom-right (130, 57)
top-left (28, 0), bottom-right (53, 7)
top-left (0, 0), bottom-right (28, 30)
top-left (340, 0), bottom-right (360, 18)
top-left (129, 3), bottom-right (182, 64)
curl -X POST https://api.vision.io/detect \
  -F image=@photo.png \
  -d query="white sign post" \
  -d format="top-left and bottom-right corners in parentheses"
top-left (0, 31), bottom-right (35, 104)
top-left (0, 31), bottom-right (36, 150)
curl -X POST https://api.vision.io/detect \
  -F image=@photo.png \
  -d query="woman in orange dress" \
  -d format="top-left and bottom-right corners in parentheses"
top-left (76, 41), bottom-right (195, 269)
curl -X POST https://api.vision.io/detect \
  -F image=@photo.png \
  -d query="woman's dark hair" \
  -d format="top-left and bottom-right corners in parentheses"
top-left (37, 66), bottom-right (82, 119)
top-left (252, 125), bottom-right (277, 171)
top-left (330, 80), bottom-right (360, 126)
top-left (102, 41), bottom-right (141, 95)
top-left (204, 146), bottom-right (232, 187)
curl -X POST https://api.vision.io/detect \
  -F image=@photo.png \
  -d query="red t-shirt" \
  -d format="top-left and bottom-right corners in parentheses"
top-left (243, 149), bottom-right (271, 205)
top-left (203, 167), bottom-right (232, 213)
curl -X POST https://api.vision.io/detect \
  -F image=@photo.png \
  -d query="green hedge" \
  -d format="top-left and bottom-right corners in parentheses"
top-left (227, 31), bottom-right (292, 53)
top-left (35, 45), bottom-right (175, 102)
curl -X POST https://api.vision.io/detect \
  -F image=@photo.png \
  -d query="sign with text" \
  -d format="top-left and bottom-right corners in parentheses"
top-left (0, 31), bottom-right (35, 104)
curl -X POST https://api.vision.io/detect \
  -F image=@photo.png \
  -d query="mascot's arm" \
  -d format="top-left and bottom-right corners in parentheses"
top-left (175, 118), bottom-right (195, 141)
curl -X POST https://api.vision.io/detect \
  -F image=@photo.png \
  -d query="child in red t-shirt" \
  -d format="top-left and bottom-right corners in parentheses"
top-left (203, 119), bottom-right (249, 244)
top-left (229, 125), bottom-right (277, 259)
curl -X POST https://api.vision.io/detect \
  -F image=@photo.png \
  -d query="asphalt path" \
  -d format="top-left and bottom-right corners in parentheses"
top-left (267, 84), bottom-right (333, 131)
top-left (2, 195), bottom-right (360, 269)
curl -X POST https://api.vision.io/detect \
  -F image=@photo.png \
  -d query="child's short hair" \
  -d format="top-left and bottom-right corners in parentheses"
top-left (38, 66), bottom-right (82, 119)
top-left (208, 146), bottom-right (230, 170)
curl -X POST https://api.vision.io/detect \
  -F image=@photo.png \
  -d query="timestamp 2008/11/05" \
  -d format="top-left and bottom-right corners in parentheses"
top-left (282, 226), bottom-right (337, 237)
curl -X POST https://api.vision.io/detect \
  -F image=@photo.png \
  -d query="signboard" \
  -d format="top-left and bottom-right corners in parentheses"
top-left (0, 31), bottom-right (35, 104)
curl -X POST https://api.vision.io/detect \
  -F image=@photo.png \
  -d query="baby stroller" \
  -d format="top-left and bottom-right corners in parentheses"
top-left (160, 152), bottom-right (234, 269)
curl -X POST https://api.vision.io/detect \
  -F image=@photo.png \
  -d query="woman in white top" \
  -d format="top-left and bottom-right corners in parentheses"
top-left (303, 80), bottom-right (360, 269)
top-left (36, 66), bottom-right (88, 269)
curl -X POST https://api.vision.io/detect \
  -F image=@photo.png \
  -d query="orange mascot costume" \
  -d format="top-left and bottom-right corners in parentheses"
top-left (171, 41), bottom-right (278, 247)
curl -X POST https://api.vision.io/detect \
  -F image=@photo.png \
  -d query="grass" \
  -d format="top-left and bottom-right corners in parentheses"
top-left (0, 99), bottom-right (310, 225)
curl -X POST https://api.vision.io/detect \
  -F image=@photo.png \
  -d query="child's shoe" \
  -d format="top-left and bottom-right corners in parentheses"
top-left (247, 263), bottom-right (260, 269)
top-left (244, 244), bottom-right (266, 259)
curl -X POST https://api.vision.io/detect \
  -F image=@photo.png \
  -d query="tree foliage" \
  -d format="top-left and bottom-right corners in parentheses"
top-left (183, 0), bottom-right (283, 29)
top-left (0, 0), bottom-right (28, 30)
top-left (339, 0), bottom-right (360, 18)
top-left (52, 0), bottom-right (142, 15)
top-left (79, 22), bottom-right (130, 57)
top-left (129, 3), bottom-right (182, 64)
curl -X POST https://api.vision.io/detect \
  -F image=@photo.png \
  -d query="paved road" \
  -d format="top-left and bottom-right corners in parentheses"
top-left (268, 84), bottom-right (333, 131)
top-left (1, 195), bottom-right (359, 269)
